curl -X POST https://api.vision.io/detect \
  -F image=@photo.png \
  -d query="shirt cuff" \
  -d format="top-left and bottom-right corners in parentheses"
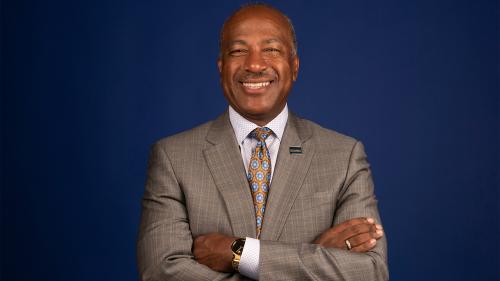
top-left (238, 237), bottom-right (260, 280)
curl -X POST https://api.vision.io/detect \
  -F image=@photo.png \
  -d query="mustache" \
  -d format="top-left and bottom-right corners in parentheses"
top-left (236, 71), bottom-right (277, 82)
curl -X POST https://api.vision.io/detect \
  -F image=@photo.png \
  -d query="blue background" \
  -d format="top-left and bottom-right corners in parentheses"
top-left (1, 0), bottom-right (499, 280)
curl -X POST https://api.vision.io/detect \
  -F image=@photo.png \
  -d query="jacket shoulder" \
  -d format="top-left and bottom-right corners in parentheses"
top-left (152, 120), bottom-right (214, 153)
top-left (295, 116), bottom-right (359, 148)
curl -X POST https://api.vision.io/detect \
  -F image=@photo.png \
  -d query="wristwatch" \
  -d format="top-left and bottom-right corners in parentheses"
top-left (231, 238), bottom-right (246, 272)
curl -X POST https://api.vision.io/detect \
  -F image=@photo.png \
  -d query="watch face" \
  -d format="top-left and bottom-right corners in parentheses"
top-left (231, 238), bottom-right (246, 255)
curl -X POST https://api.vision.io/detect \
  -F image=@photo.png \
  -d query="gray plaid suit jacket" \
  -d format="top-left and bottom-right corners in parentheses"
top-left (137, 111), bottom-right (388, 281)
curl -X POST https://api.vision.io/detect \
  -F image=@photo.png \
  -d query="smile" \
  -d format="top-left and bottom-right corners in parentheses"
top-left (241, 81), bottom-right (272, 89)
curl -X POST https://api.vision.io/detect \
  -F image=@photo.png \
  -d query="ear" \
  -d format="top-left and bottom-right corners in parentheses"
top-left (292, 55), bottom-right (300, 81)
top-left (217, 58), bottom-right (222, 74)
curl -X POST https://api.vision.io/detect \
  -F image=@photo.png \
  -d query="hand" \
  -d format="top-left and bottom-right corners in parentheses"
top-left (193, 233), bottom-right (237, 272)
top-left (313, 217), bottom-right (384, 253)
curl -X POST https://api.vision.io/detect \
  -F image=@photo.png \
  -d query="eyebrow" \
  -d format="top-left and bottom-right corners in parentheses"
top-left (228, 40), bottom-right (247, 46)
top-left (227, 38), bottom-right (284, 47)
top-left (263, 38), bottom-right (282, 44)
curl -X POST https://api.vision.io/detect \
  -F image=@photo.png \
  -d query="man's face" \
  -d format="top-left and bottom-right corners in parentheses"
top-left (218, 7), bottom-right (299, 125)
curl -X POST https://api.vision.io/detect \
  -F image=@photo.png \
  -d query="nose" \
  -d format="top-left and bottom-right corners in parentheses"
top-left (244, 50), bottom-right (267, 73)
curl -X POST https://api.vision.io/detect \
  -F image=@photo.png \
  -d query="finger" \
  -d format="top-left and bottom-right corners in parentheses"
top-left (339, 222), bottom-right (373, 239)
top-left (347, 232), bottom-right (374, 248)
top-left (319, 223), bottom-right (373, 248)
top-left (350, 238), bottom-right (377, 253)
top-left (330, 217), bottom-right (375, 234)
top-left (372, 226), bottom-right (384, 239)
top-left (314, 218), bottom-right (378, 246)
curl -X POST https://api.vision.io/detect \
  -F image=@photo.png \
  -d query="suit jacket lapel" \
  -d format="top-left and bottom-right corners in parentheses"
top-left (203, 112), bottom-right (257, 238)
top-left (260, 113), bottom-right (315, 241)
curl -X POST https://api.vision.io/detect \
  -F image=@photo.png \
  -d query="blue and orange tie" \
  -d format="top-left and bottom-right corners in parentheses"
top-left (247, 127), bottom-right (273, 238)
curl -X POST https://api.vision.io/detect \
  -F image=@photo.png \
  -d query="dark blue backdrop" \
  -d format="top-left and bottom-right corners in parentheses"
top-left (1, 0), bottom-right (499, 280)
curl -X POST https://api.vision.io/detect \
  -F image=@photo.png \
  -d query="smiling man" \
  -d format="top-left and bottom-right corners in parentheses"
top-left (137, 4), bottom-right (388, 281)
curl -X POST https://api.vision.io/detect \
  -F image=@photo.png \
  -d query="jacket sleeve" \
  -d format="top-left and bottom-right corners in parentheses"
top-left (258, 141), bottom-right (389, 281)
top-left (136, 142), bottom-right (251, 281)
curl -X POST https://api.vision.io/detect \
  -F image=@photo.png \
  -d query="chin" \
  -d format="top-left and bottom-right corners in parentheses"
top-left (241, 103), bottom-right (273, 115)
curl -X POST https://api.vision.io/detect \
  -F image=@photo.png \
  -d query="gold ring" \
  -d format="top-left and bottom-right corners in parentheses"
top-left (345, 239), bottom-right (352, 250)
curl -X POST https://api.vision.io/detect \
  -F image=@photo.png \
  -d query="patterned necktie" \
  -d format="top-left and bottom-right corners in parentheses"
top-left (247, 127), bottom-right (273, 238)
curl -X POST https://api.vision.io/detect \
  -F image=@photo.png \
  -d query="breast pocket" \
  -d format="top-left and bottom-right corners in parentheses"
top-left (292, 191), bottom-right (334, 217)
top-left (280, 191), bottom-right (336, 243)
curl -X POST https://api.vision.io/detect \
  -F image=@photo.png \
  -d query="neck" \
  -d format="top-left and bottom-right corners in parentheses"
top-left (237, 105), bottom-right (287, 127)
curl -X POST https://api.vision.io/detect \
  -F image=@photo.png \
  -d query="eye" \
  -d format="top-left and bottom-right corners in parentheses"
top-left (264, 48), bottom-right (281, 53)
top-left (228, 49), bottom-right (248, 56)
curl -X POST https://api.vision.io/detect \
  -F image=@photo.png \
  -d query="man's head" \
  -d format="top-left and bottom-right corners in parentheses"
top-left (218, 4), bottom-right (299, 126)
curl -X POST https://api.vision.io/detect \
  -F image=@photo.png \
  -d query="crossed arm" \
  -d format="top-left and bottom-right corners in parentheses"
top-left (194, 217), bottom-right (384, 272)
top-left (137, 141), bottom-right (388, 281)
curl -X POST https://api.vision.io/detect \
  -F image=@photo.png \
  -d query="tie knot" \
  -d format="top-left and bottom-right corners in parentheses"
top-left (250, 127), bottom-right (273, 141)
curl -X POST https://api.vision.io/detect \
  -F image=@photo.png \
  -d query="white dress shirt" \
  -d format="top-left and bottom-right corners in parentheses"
top-left (228, 104), bottom-right (289, 280)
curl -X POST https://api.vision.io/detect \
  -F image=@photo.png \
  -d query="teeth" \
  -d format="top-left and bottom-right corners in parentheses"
top-left (242, 81), bottom-right (270, 89)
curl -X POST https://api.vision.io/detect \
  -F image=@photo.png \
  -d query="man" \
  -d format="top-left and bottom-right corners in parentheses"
top-left (137, 4), bottom-right (388, 281)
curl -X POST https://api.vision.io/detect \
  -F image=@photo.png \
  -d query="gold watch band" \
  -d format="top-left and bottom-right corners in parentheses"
top-left (231, 253), bottom-right (241, 271)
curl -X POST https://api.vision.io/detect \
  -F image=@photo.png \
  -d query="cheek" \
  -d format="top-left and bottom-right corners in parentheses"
top-left (274, 61), bottom-right (292, 77)
top-left (223, 68), bottom-right (238, 85)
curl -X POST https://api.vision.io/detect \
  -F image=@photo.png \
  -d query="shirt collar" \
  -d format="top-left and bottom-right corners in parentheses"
top-left (229, 104), bottom-right (289, 145)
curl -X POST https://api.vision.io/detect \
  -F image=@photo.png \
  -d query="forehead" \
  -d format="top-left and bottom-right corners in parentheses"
top-left (222, 7), bottom-right (292, 44)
